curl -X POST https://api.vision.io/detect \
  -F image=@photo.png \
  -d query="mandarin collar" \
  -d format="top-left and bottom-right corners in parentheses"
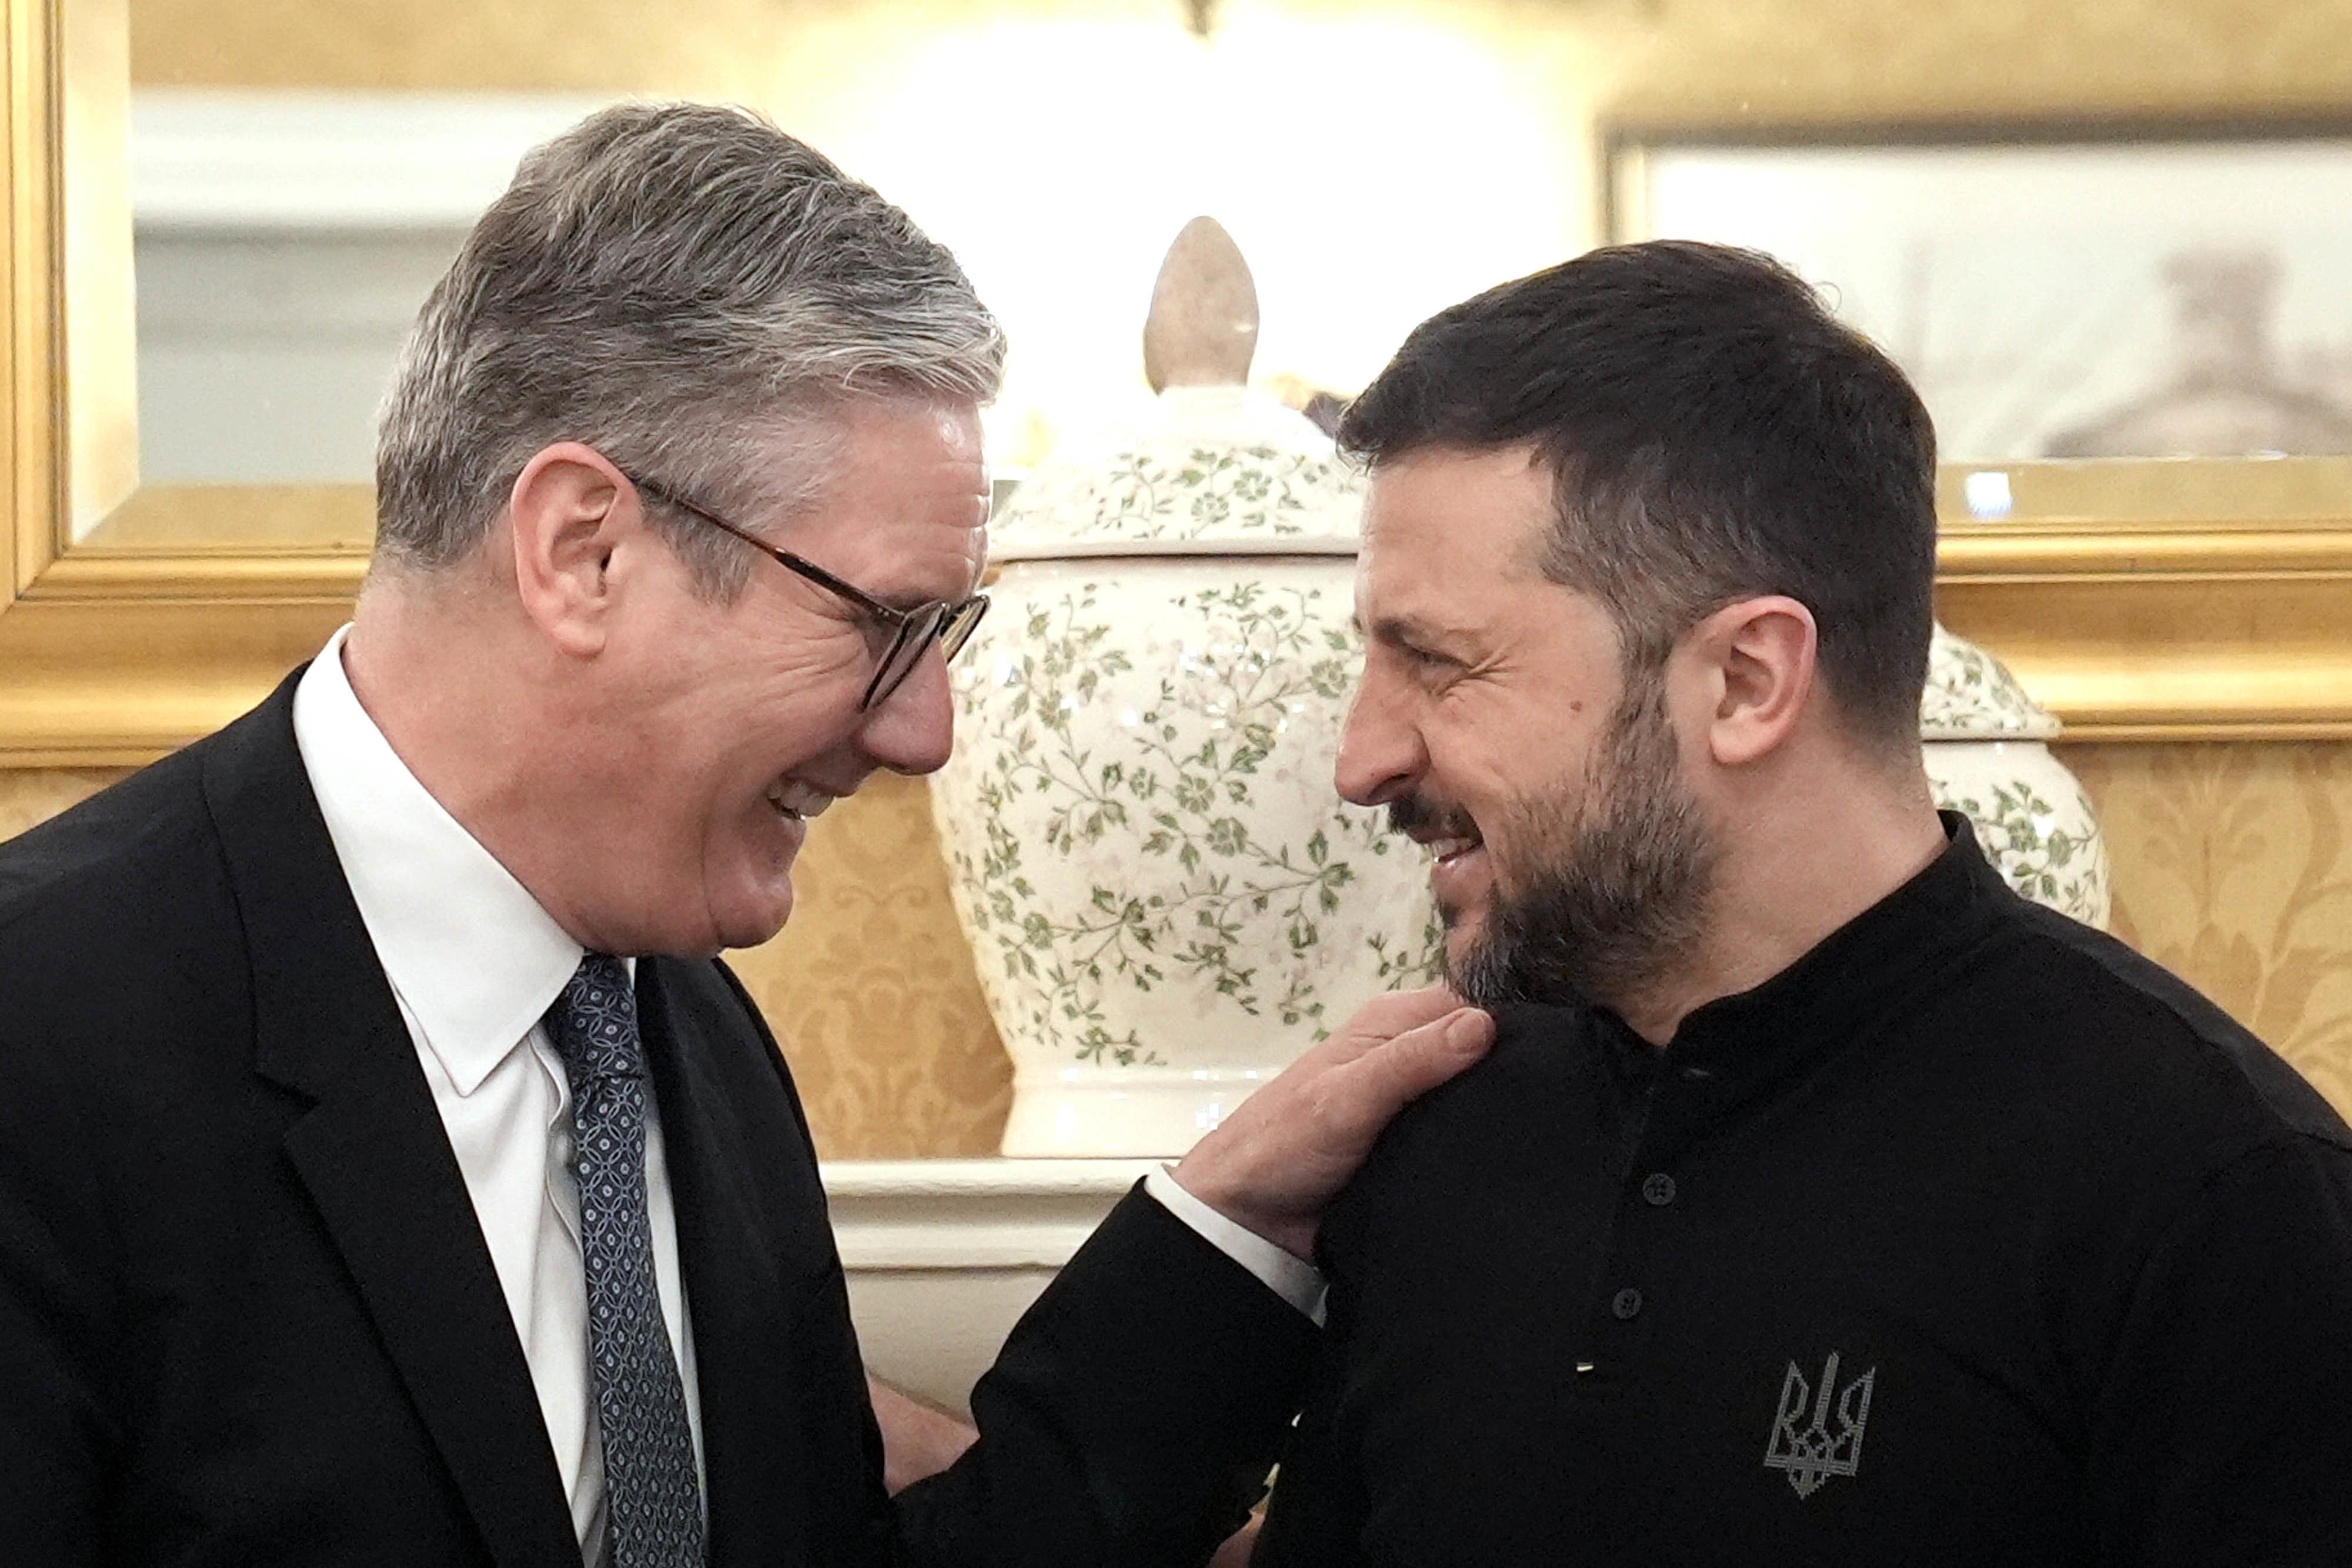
top-left (1588, 813), bottom-right (2010, 1100)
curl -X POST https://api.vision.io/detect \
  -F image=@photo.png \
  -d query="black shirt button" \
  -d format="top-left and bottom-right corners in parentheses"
top-left (1641, 1173), bottom-right (1677, 1207)
top-left (1611, 1287), bottom-right (1644, 1320)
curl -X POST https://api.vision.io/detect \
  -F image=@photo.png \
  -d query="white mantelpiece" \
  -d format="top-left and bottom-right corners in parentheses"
top-left (823, 1158), bottom-right (1151, 1417)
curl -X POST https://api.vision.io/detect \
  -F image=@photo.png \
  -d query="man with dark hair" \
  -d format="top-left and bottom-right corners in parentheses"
top-left (0, 104), bottom-right (1495, 1568)
top-left (1250, 241), bottom-right (2352, 1566)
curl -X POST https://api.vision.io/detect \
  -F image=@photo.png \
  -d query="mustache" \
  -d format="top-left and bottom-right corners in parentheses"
top-left (1387, 794), bottom-right (1478, 842)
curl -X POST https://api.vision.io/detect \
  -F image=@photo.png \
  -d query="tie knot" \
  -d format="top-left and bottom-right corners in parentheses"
top-left (546, 952), bottom-right (644, 1084)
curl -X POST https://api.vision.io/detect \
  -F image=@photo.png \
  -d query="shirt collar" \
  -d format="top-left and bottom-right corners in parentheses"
top-left (291, 626), bottom-right (585, 1095)
top-left (1591, 812), bottom-right (2012, 1104)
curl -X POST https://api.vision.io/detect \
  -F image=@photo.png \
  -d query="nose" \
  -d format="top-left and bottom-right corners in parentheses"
top-left (1334, 664), bottom-right (1424, 808)
top-left (856, 646), bottom-right (957, 776)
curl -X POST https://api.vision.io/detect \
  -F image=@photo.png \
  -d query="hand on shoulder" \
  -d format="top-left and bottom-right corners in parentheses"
top-left (1170, 987), bottom-right (1495, 1261)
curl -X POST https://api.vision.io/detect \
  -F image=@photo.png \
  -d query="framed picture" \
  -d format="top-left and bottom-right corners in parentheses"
top-left (1607, 120), bottom-right (2352, 467)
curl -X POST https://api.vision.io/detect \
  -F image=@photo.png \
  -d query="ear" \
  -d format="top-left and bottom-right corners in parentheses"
top-left (507, 442), bottom-right (642, 658)
top-left (1685, 595), bottom-right (1818, 768)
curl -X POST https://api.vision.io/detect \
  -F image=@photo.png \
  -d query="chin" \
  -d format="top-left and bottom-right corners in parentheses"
top-left (706, 880), bottom-right (797, 953)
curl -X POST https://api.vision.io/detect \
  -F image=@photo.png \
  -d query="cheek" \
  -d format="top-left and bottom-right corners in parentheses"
top-left (725, 626), bottom-right (874, 729)
top-left (1466, 750), bottom-right (1591, 874)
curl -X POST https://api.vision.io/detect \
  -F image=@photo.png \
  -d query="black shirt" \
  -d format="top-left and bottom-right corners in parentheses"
top-left (1255, 817), bottom-right (2352, 1567)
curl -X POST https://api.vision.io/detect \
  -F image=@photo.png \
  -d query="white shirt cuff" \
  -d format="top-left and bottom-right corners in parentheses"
top-left (1143, 1165), bottom-right (1327, 1326)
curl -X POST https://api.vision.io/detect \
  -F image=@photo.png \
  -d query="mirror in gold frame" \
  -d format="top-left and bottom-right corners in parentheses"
top-left (1, 0), bottom-right (360, 767)
top-left (1605, 113), bottom-right (2352, 739)
top-left (5, 0), bottom-right (2352, 767)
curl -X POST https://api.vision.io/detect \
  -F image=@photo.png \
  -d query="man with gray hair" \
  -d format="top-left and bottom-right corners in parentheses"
top-left (0, 103), bottom-right (1491, 1567)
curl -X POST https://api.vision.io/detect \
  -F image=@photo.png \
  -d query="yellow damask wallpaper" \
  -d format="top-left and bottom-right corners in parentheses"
top-left (2062, 743), bottom-right (2352, 1116)
top-left (7, 743), bottom-right (2352, 1152)
top-left (727, 775), bottom-right (1014, 1158)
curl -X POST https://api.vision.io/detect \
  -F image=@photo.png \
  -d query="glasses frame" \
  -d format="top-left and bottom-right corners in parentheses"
top-left (626, 473), bottom-right (990, 711)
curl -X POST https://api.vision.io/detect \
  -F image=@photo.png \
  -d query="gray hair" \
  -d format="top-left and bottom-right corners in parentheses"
top-left (374, 102), bottom-right (1007, 594)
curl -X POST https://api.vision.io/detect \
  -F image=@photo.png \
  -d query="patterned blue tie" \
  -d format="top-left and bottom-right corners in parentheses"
top-left (544, 954), bottom-right (706, 1568)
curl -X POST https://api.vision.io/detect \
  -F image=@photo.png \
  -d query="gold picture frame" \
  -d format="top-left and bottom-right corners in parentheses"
top-left (1, 0), bottom-right (2348, 767)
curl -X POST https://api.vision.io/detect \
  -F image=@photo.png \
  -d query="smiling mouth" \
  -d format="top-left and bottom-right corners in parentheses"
top-left (1411, 832), bottom-right (1486, 870)
top-left (764, 780), bottom-right (838, 822)
top-left (1425, 833), bottom-right (1484, 868)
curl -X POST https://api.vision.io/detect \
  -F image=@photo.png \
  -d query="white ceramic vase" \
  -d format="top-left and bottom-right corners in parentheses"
top-left (932, 387), bottom-right (1442, 1156)
top-left (1921, 624), bottom-right (2112, 927)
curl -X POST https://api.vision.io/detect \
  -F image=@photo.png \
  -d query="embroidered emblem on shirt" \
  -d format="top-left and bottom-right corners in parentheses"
top-left (1763, 1350), bottom-right (1876, 1497)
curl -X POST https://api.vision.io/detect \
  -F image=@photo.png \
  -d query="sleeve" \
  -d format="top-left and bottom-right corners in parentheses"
top-left (890, 1183), bottom-right (1319, 1568)
top-left (0, 1021), bottom-right (119, 1567)
top-left (1245, 1278), bottom-right (1369, 1568)
top-left (1144, 1165), bottom-right (1326, 1323)
top-left (713, 957), bottom-right (1316, 1568)
top-left (2085, 1136), bottom-right (2352, 1567)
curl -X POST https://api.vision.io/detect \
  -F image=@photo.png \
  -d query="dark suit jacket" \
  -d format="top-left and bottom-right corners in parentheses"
top-left (0, 672), bottom-right (1314, 1568)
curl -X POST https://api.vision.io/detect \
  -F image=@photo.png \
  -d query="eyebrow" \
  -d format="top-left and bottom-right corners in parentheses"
top-left (866, 560), bottom-right (983, 617)
top-left (1354, 611), bottom-right (1472, 650)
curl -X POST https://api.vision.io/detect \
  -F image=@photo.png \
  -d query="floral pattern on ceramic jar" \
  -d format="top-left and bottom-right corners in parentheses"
top-left (931, 388), bottom-right (1444, 1156)
top-left (1921, 624), bottom-right (2112, 927)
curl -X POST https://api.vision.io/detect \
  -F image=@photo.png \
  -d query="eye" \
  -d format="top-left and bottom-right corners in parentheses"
top-left (1400, 641), bottom-right (1456, 671)
top-left (854, 623), bottom-right (898, 665)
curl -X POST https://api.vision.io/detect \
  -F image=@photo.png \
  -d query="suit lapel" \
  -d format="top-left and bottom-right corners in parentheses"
top-left (203, 674), bottom-right (581, 1568)
top-left (638, 959), bottom-right (813, 1568)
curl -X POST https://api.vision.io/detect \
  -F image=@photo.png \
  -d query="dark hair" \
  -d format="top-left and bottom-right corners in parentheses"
top-left (1337, 240), bottom-right (1936, 744)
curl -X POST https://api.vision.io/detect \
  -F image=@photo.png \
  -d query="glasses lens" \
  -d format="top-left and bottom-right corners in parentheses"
top-left (941, 594), bottom-right (990, 661)
top-left (865, 604), bottom-right (948, 710)
top-left (862, 596), bottom-right (991, 710)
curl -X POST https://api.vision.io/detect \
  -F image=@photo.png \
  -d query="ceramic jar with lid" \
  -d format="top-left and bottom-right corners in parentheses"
top-left (1920, 624), bottom-right (2111, 927)
top-left (932, 379), bottom-right (1443, 1156)
top-left (931, 219), bottom-right (1444, 1157)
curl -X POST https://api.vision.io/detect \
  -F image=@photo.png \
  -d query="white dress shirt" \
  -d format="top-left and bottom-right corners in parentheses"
top-left (290, 626), bottom-right (1321, 1562)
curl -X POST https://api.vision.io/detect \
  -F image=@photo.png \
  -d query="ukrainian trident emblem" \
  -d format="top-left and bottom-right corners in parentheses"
top-left (1762, 1351), bottom-right (1876, 1497)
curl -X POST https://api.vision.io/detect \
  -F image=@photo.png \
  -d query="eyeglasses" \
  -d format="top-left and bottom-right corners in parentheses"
top-left (627, 473), bottom-right (990, 712)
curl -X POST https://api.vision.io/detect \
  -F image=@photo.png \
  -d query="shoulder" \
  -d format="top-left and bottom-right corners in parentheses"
top-left (0, 748), bottom-right (211, 925)
top-left (1318, 1002), bottom-right (1605, 1270)
top-left (1958, 897), bottom-right (2350, 1158)
top-left (0, 686), bottom-right (323, 1095)
top-left (0, 744), bottom-right (262, 1186)
top-left (0, 747), bottom-right (240, 1015)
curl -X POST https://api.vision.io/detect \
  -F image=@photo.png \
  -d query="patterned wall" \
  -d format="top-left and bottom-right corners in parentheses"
top-left (6, 743), bottom-right (2351, 1154)
top-left (2060, 743), bottom-right (2352, 1117)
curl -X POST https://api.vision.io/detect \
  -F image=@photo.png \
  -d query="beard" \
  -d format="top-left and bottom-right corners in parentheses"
top-left (1396, 674), bottom-right (1718, 1014)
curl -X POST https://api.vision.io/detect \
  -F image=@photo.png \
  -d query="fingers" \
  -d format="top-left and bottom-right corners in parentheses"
top-left (1314, 984), bottom-right (1468, 1064)
top-left (1166, 1001), bottom-right (1495, 1262)
top-left (866, 1374), bottom-right (977, 1495)
top-left (1208, 1516), bottom-right (1262, 1568)
top-left (1314, 1006), bottom-right (1495, 1141)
